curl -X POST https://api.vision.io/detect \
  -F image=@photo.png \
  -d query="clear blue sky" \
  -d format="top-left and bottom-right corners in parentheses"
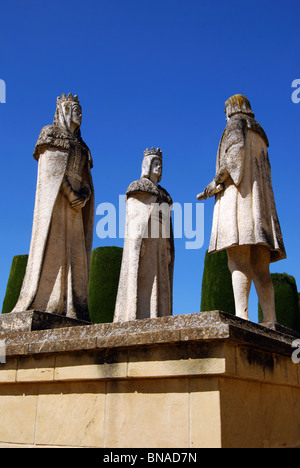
top-left (0, 0), bottom-right (299, 322)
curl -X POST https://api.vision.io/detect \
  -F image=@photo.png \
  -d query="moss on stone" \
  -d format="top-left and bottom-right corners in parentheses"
top-left (258, 273), bottom-right (300, 332)
top-left (2, 255), bottom-right (28, 314)
top-left (88, 246), bottom-right (123, 323)
top-left (201, 250), bottom-right (235, 315)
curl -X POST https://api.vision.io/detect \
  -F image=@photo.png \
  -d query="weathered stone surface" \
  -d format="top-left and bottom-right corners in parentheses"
top-left (197, 94), bottom-right (286, 323)
top-left (12, 93), bottom-right (94, 322)
top-left (260, 321), bottom-right (300, 338)
top-left (0, 311), bottom-right (298, 358)
top-left (0, 311), bottom-right (300, 448)
top-left (0, 310), bottom-right (89, 335)
top-left (114, 147), bottom-right (174, 322)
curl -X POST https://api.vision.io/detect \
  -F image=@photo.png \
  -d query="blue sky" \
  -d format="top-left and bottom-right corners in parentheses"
top-left (0, 0), bottom-right (299, 322)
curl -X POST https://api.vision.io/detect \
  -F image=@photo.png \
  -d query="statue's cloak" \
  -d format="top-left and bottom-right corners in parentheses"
top-left (114, 178), bottom-right (175, 322)
top-left (209, 114), bottom-right (286, 262)
top-left (12, 125), bottom-right (94, 317)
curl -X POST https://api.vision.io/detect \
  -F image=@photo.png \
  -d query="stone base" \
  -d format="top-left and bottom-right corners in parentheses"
top-left (260, 321), bottom-right (300, 338)
top-left (0, 311), bottom-right (300, 448)
top-left (0, 310), bottom-right (89, 334)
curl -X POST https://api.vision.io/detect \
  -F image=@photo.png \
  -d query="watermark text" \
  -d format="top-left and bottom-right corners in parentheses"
top-left (0, 79), bottom-right (6, 103)
top-left (291, 79), bottom-right (300, 104)
top-left (292, 339), bottom-right (300, 364)
top-left (0, 340), bottom-right (6, 364)
top-left (96, 196), bottom-right (205, 250)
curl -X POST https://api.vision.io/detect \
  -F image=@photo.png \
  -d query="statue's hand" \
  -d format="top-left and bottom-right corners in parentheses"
top-left (196, 181), bottom-right (224, 201)
top-left (69, 185), bottom-right (91, 211)
top-left (205, 180), bottom-right (217, 197)
top-left (197, 180), bottom-right (216, 201)
top-left (196, 191), bottom-right (207, 201)
top-left (71, 195), bottom-right (88, 210)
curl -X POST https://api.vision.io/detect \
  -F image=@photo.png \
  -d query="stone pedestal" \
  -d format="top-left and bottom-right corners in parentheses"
top-left (0, 311), bottom-right (299, 448)
top-left (0, 310), bottom-right (89, 334)
top-left (260, 321), bottom-right (300, 338)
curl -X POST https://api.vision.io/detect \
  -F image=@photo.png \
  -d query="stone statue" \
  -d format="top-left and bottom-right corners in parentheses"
top-left (12, 93), bottom-right (94, 322)
top-left (197, 94), bottom-right (286, 323)
top-left (114, 148), bottom-right (175, 322)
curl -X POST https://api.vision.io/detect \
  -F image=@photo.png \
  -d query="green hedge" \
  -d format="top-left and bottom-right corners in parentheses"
top-left (2, 248), bottom-right (123, 323)
top-left (258, 273), bottom-right (300, 332)
top-left (88, 246), bottom-right (123, 323)
top-left (201, 250), bottom-right (235, 315)
top-left (2, 255), bottom-right (28, 314)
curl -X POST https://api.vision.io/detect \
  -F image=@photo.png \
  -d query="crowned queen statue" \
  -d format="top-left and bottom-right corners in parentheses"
top-left (114, 147), bottom-right (175, 322)
top-left (12, 93), bottom-right (94, 322)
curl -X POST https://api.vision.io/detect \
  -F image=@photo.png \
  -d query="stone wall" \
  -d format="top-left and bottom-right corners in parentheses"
top-left (0, 311), bottom-right (299, 448)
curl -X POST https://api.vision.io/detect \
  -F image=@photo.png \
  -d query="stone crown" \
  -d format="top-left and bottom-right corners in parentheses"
top-left (143, 147), bottom-right (162, 159)
top-left (57, 93), bottom-right (80, 105)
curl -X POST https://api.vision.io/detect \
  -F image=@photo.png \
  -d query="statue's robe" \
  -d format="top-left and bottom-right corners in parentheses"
top-left (114, 178), bottom-right (175, 322)
top-left (209, 114), bottom-right (286, 263)
top-left (12, 125), bottom-right (94, 321)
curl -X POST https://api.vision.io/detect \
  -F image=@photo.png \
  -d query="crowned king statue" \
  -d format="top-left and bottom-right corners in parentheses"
top-left (114, 147), bottom-right (175, 322)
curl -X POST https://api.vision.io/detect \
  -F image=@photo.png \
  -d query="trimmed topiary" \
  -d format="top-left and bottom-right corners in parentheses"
top-left (2, 255), bottom-right (28, 314)
top-left (258, 273), bottom-right (300, 332)
top-left (88, 246), bottom-right (123, 323)
top-left (201, 249), bottom-right (235, 315)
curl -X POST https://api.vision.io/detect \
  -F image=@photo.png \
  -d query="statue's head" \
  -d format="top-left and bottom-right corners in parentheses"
top-left (225, 94), bottom-right (255, 121)
top-left (141, 147), bottom-right (163, 184)
top-left (54, 93), bottom-right (82, 133)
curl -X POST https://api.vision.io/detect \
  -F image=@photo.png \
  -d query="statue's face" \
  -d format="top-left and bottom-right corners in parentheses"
top-left (150, 158), bottom-right (162, 183)
top-left (71, 104), bottom-right (82, 128)
top-left (225, 106), bottom-right (231, 122)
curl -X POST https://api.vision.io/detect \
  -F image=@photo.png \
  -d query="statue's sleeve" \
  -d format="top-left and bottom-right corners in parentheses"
top-left (221, 119), bottom-right (247, 186)
top-left (33, 125), bottom-right (71, 161)
top-left (60, 176), bottom-right (76, 202)
top-left (81, 162), bottom-right (92, 200)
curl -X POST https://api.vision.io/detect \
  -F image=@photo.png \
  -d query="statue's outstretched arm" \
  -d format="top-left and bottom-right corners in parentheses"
top-left (196, 167), bottom-right (229, 201)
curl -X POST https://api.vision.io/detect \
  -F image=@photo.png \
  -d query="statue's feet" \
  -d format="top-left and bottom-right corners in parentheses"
top-left (236, 309), bottom-right (250, 321)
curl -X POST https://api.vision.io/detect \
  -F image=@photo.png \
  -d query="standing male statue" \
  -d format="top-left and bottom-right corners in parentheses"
top-left (12, 93), bottom-right (94, 321)
top-left (114, 147), bottom-right (175, 322)
top-left (197, 94), bottom-right (286, 323)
